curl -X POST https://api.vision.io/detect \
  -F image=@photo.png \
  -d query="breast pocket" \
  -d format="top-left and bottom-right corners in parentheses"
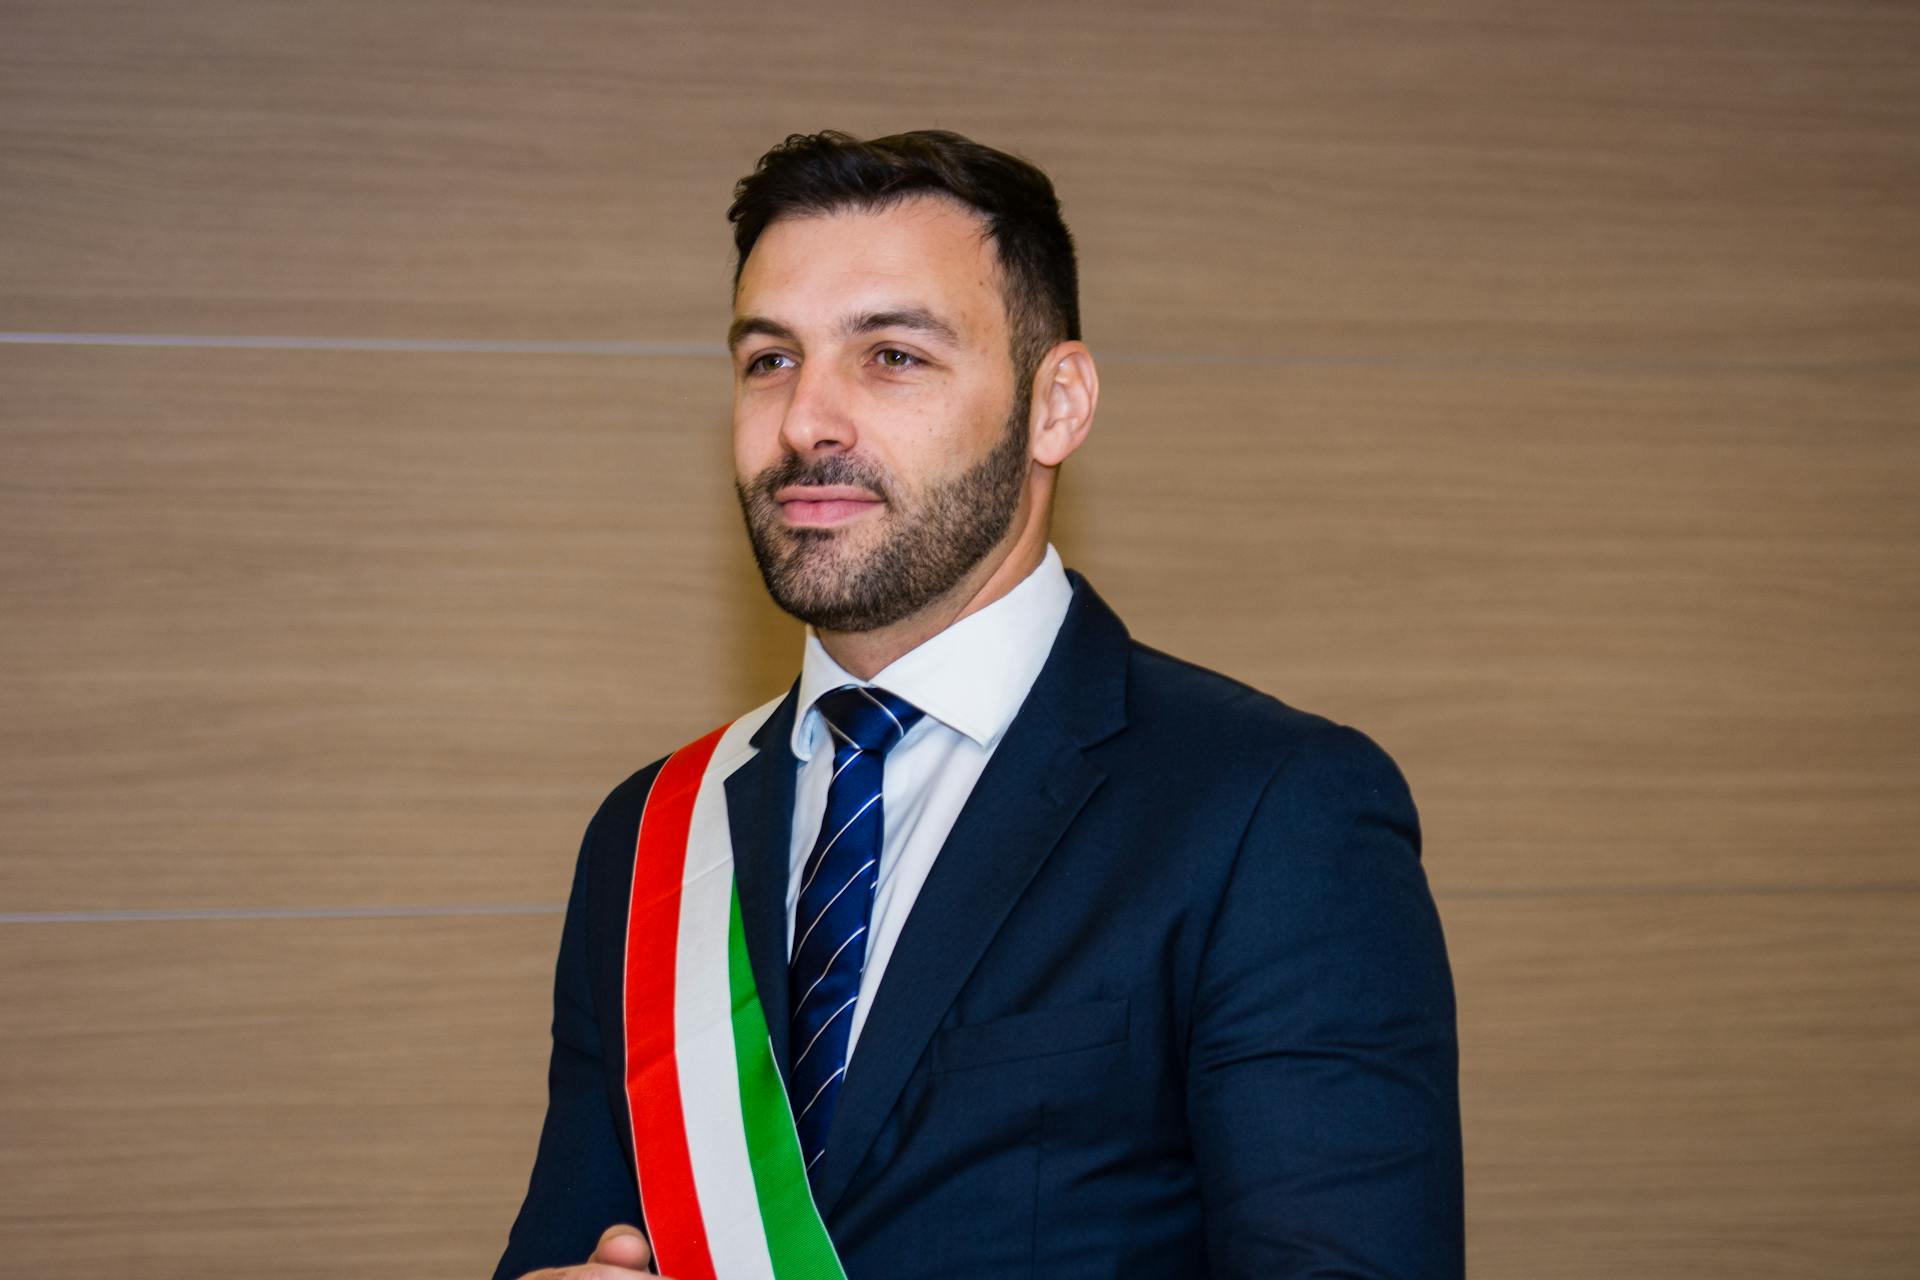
top-left (930, 999), bottom-right (1129, 1074)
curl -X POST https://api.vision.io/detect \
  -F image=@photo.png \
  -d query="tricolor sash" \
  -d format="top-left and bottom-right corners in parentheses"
top-left (622, 698), bottom-right (847, 1280)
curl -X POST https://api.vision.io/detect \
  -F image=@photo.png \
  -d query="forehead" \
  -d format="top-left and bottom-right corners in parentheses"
top-left (734, 195), bottom-right (1007, 338)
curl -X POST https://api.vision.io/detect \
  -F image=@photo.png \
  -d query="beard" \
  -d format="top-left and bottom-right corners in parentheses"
top-left (735, 400), bottom-right (1030, 634)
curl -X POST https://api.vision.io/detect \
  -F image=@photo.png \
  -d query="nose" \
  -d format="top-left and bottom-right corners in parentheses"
top-left (778, 361), bottom-right (857, 456)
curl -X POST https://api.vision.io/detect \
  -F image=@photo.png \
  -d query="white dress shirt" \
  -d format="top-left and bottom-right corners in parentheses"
top-left (785, 544), bottom-right (1073, 1060)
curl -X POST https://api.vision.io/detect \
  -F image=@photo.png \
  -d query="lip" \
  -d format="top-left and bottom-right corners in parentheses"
top-left (775, 485), bottom-right (883, 528)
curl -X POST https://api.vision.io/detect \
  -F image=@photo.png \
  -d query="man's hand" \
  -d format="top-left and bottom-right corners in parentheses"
top-left (518, 1223), bottom-right (664, 1279)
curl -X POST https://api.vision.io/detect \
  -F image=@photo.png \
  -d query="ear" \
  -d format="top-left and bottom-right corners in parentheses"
top-left (1028, 341), bottom-right (1099, 468)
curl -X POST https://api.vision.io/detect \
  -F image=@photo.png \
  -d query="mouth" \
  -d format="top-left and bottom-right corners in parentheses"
top-left (773, 484), bottom-right (884, 529)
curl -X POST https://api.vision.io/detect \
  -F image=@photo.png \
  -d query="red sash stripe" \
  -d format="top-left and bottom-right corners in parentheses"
top-left (623, 724), bottom-right (730, 1280)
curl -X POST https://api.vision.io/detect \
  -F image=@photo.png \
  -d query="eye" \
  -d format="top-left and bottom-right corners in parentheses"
top-left (745, 351), bottom-right (794, 375)
top-left (875, 348), bottom-right (921, 370)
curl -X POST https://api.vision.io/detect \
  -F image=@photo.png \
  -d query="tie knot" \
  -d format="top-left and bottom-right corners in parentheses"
top-left (814, 685), bottom-right (924, 756)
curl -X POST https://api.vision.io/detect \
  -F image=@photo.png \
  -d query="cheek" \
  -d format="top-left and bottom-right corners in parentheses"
top-left (942, 384), bottom-right (1018, 458)
top-left (732, 399), bottom-right (778, 475)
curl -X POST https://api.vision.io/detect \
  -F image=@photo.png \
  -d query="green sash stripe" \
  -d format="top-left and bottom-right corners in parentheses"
top-left (727, 885), bottom-right (848, 1279)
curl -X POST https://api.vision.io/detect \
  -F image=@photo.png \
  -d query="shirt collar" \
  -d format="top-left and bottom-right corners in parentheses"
top-left (789, 544), bottom-right (1074, 763)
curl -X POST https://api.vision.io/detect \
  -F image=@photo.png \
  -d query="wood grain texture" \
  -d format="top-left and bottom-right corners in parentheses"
top-left (6, 348), bottom-right (1913, 911)
top-left (1065, 361), bottom-right (1920, 894)
top-left (3, 0), bottom-right (1916, 1273)
top-left (2, 0), bottom-right (1915, 363)
top-left (1, 898), bottom-right (1913, 1276)
top-left (0, 345), bottom-right (793, 912)
top-left (1451, 892), bottom-right (1920, 1277)
top-left (0, 915), bottom-right (557, 1278)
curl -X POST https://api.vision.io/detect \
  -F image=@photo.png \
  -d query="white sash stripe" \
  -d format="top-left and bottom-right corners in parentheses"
top-left (670, 696), bottom-right (784, 1280)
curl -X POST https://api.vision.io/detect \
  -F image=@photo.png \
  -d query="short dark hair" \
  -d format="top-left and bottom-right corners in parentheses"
top-left (728, 129), bottom-right (1080, 390)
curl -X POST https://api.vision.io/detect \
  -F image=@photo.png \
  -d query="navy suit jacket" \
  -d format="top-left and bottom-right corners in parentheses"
top-left (495, 575), bottom-right (1463, 1278)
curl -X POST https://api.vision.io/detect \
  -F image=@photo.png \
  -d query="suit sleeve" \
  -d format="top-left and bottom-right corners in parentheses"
top-left (492, 813), bottom-right (644, 1280)
top-left (1187, 724), bottom-right (1464, 1279)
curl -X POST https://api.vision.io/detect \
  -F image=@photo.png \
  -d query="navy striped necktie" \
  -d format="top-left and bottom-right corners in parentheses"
top-left (789, 684), bottom-right (924, 1178)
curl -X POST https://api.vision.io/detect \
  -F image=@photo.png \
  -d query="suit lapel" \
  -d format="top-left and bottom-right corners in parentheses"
top-left (811, 575), bottom-right (1131, 1217)
top-left (725, 686), bottom-right (800, 1082)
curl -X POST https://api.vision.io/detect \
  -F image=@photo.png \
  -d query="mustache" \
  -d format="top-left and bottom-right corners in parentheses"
top-left (748, 452), bottom-right (896, 505)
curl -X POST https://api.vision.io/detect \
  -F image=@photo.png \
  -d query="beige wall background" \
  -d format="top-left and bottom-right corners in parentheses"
top-left (3, 1), bottom-right (1916, 1275)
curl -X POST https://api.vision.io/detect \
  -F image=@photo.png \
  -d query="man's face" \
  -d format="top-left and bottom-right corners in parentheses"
top-left (730, 195), bottom-right (1032, 633)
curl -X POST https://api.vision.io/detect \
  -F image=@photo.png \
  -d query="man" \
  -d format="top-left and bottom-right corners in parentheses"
top-left (495, 130), bottom-right (1462, 1279)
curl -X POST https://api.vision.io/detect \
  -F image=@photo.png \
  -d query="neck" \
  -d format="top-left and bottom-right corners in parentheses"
top-left (817, 515), bottom-right (1050, 681)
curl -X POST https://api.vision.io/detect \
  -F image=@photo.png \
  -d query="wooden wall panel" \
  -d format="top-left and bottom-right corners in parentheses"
top-left (8, 348), bottom-right (1911, 912)
top-left (0, 915), bottom-right (556, 1278)
top-left (1, 0), bottom-right (1914, 363)
top-left (1454, 893), bottom-right (1920, 1278)
top-left (1, 345), bottom-right (792, 912)
top-left (1068, 362), bottom-right (1920, 893)
top-left (2, 0), bottom-right (1915, 1274)
top-left (2, 896), bottom-right (1913, 1275)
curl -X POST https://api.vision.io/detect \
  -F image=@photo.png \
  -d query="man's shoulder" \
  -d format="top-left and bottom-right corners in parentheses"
top-left (1118, 640), bottom-right (1408, 797)
top-left (577, 754), bottom-right (669, 847)
top-left (1124, 639), bottom-right (1334, 748)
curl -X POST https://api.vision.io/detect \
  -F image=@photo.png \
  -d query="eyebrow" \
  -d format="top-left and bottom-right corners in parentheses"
top-left (727, 307), bottom-right (962, 353)
top-left (727, 315), bottom-right (798, 351)
top-left (846, 308), bottom-right (961, 347)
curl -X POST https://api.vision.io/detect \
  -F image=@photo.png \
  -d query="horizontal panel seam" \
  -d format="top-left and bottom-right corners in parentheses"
top-left (2, 332), bottom-right (1915, 376)
top-left (0, 903), bottom-right (566, 924)
top-left (0, 332), bottom-right (726, 356)
top-left (5, 883), bottom-right (1919, 923)
top-left (1440, 883), bottom-right (1920, 900)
